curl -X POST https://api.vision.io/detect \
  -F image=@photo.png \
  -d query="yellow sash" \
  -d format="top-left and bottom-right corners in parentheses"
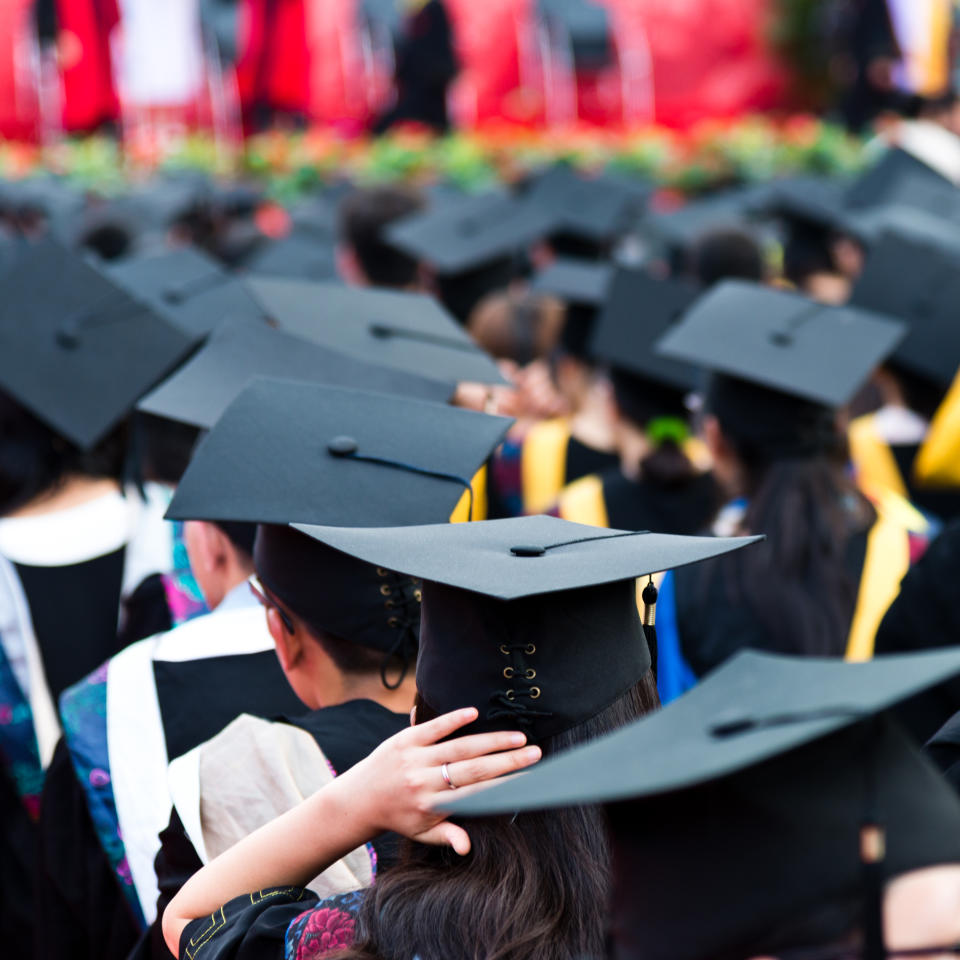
top-left (845, 505), bottom-right (911, 662)
top-left (449, 465), bottom-right (489, 523)
top-left (521, 418), bottom-right (572, 514)
top-left (557, 474), bottom-right (609, 528)
top-left (848, 414), bottom-right (908, 500)
top-left (915, 365), bottom-right (960, 487)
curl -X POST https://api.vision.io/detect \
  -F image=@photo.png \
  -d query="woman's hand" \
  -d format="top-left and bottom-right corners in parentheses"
top-left (163, 708), bottom-right (539, 955)
top-left (338, 706), bottom-right (541, 855)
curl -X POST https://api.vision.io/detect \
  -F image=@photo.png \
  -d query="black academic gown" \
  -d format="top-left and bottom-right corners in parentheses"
top-left (673, 523), bottom-right (872, 677)
top-left (556, 468), bottom-right (720, 536)
top-left (133, 699), bottom-right (409, 960)
top-left (34, 633), bottom-right (302, 960)
top-left (889, 443), bottom-right (960, 524)
top-left (874, 519), bottom-right (960, 742)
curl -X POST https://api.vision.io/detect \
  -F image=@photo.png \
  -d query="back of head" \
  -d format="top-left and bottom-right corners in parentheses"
top-left (343, 678), bottom-right (658, 960)
top-left (254, 524), bottom-right (421, 687)
top-left (468, 290), bottom-right (564, 365)
top-left (338, 186), bottom-right (426, 288)
top-left (690, 229), bottom-right (765, 288)
top-left (700, 373), bottom-right (868, 656)
top-left (0, 388), bottom-right (126, 515)
top-left (339, 569), bottom-right (660, 960)
top-left (611, 369), bottom-right (699, 488)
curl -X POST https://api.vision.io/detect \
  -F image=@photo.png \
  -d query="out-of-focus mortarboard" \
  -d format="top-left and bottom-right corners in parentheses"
top-left (248, 277), bottom-right (508, 384)
top-left (138, 319), bottom-right (453, 428)
top-left (592, 268), bottom-right (702, 391)
top-left (446, 649), bottom-right (960, 960)
top-left (850, 233), bottom-right (960, 387)
top-left (522, 166), bottom-right (647, 248)
top-left (0, 240), bottom-right (196, 449)
top-left (293, 515), bottom-right (760, 739)
top-left (107, 247), bottom-right (267, 338)
top-left (386, 190), bottom-right (556, 275)
top-left (167, 377), bottom-right (513, 526)
top-left (656, 280), bottom-right (906, 407)
top-left (844, 146), bottom-right (954, 210)
top-left (244, 231), bottom-right (340, 281)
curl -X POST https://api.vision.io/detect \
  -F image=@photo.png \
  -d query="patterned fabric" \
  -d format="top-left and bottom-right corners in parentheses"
top-left (0, 640), bottom-right (42, 819)
top-left (284, 890), bottom-right (367, 960)
top-left (163, 521), bottom-right (209, 626)
top-left (60, 663), bottom-right (146, 927)
top-left (490, 433), bottom-right (524, 518)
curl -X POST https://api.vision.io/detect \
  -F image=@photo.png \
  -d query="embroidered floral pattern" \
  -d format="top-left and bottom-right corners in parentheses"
top-left (0, 643), bottom-right (43, 819)
top-left (285, 890), bottom-right (366, 960)
top-left (61, 664), bottom-right (146, 928)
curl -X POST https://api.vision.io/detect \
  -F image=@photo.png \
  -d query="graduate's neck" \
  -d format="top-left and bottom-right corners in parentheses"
top-left (616, 420), bottom-right (652, 481)
top-left (570, 378), bottom-right (617, 453)
top-left (318, 668), bottom-right (417, 715)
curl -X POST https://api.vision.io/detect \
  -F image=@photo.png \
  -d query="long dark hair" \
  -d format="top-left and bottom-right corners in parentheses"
top-left (0, 389), bottom-right (126, 516)
top-left (702, 375), bottom-right (874, 657)
top-left (337, 672), bottom-right (661, 960)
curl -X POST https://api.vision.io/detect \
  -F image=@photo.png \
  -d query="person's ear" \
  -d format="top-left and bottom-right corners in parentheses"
top-left (336, 244), bottom-right (367, 286)
top-left (702, 415), bottom-right (727, 462)
top-left (267, 606), bottom-right (302, 673)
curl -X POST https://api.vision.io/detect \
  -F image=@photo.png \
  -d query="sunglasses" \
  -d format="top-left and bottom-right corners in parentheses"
top-left (248, 575), bottom-right (296, 634)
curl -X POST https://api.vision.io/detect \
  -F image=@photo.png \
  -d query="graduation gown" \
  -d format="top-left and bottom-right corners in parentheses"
top-left (552, 467), bottom-right (720, 535)
top-left (138, 699), bottom-right (409, 959)
top-left (875, 519), bottom-right (960, 743)
top-left (34, 588), bottom-right (302, 960)
top-left (0, 483), bottom-right (192, 957)
top-left (489, 418), bottom-right (619, 518)
top-left (656, 495), bottom-right (923, 702)
top-left (849, 410), bottom-right (960, 525)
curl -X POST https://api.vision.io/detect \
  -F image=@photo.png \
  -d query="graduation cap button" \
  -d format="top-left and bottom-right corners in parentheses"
top-left (328, 436), bottom-right (359, 457)
top-left (510, 545), bottom-right (547, 557)
top-left (769, 331), bottom-right (793, 347)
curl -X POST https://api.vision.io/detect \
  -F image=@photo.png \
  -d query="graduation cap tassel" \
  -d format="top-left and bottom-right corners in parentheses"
top-left (641, 575), bottom-right (658, 678)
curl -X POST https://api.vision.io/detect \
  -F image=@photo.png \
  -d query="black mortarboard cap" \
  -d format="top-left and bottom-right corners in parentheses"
top-left (842, 202), bottom-right (960, 254)
top-left (292, 516), bottom-right (760, 739)
top-left (591, 268), bottom-right (702, 391)
top-left (138, 319), bottom-right (453, 428)
top-left (385, 190), bottom-right (556, 275)
top-left (248, 277), bottom-right (508, 385)
top-left (844, 146), bottom-right (954, 209)
top-left (0, 239), bottom-right (196, 449)
top-left (522, 166), bottom-right (645, 245)
top-left (244, 230), bottom-right (340, 281)
top-left (642, 185), bottom-right (766, 252)
top-left (752, 175), bottom-right (854, 236)
top-left (167, 377), bottom-right (512, 526)
top-left (531, 258), bottom-right (614, 306)
top-left (850, 233), bottom-right (960, 386)
top-left (532, 258), bottom-right (613, 358)
top-left (107, 247), bottom-right (267, 338)
top-left (445, 649), bottom-right (960, 960)
top-left (656, 280), bottom-right (907, 407)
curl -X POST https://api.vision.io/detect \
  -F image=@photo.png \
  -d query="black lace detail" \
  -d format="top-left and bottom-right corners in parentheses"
top-left (377, 569), bottom-right (422, 690)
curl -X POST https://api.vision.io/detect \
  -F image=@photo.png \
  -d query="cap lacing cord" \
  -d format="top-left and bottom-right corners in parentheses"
top-left (487, 641), bottom-right (553, 730)
top-left (378, 571), bottom-right (421, 690)
top-left (328, 439), bottom-right (475, 521)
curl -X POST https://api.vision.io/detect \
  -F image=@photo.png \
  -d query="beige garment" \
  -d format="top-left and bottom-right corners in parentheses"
top-left (198, 714), bottom-right (375, 898)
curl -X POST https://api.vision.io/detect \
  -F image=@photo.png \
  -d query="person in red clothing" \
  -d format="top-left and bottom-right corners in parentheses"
top-left (35, 0), bottom-right (120, 134)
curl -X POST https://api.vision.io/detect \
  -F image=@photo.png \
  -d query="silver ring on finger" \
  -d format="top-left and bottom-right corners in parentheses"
top-left (440, 762), bottom-right (458, 790)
